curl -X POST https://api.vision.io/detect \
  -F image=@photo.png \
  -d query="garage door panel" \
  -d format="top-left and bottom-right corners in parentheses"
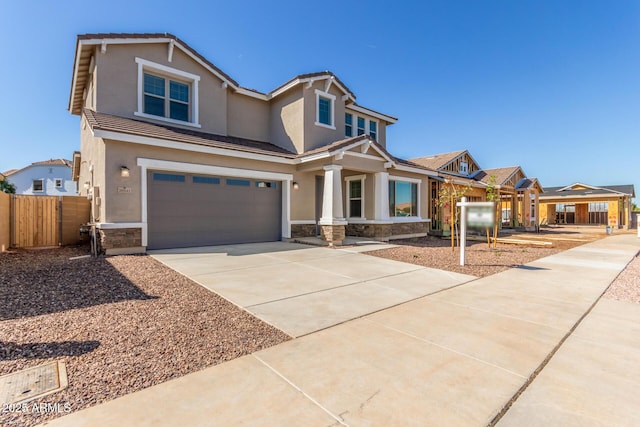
top-left (147, 171), bottom-right (282, 249)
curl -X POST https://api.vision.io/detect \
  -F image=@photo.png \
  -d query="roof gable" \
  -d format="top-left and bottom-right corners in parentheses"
top-left (410, 150), bottom-right (480, 176)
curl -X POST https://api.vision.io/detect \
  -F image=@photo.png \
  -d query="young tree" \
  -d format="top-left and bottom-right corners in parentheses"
top-left (438, 179), bottom-right (471, 252)
top-left (0, 179), bottom-right (16, 194)
top-left (485, 175), bottom-right (499, 248)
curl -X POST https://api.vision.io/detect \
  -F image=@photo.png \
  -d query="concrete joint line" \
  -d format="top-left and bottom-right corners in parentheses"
top-left (368, 320), bottom-right (527, 380)
top-left (435, 299), bottom-right (570, 332)
top-left (486, 252), bottom-right (639, 427)
top-left (246, 267), bottom-right (448, 309)
top-left (252, 355), bottom-right (350, 426)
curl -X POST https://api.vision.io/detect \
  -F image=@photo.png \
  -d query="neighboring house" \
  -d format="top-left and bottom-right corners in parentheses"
top-left (410, 150), bottom-right (543, 233)
top-left (69, 33), bottom-right (439, 254)
top-left (540, 183), bottom-right (635, 228)
top-left (3, 159), bottom-right (77, 195)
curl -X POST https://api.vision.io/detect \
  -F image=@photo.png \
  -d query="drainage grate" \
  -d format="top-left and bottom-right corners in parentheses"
top-left (0, 361), bottom-right (68, 405)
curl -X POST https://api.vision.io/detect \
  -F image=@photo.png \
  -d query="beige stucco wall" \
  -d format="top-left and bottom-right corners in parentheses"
top-left (289, 171), bottom-right (320, 221)
top-left (78, 119), bottom-right (106, 222)
top-left (269, 86), bottom-right (304, 153)
top-left (103, 139), bottom-right (296, 223)
top-left (95, 43), bottom-right (229, 135)
top-left (0, 191), bottom-right (10, 251)
top-left (227, 91), bottom-right (270, 142)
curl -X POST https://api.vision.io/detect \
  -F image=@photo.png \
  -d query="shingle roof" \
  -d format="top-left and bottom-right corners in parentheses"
top-left (542, 184), bottom-right (635, 198)
top-left (32, 159), bottom-right (72, 167)
top-left (475, 166), bottom-right (520, 186)
top-left (409, 150), bottom-right (466, 171)
top-left (83, 109), bottom-right (296, 158)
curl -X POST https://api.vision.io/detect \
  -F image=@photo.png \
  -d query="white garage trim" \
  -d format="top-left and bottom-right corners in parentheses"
top-left (137, 158), bottom-right (293, 247)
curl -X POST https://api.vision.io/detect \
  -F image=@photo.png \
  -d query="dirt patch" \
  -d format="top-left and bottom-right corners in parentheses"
top-left (0, 246), bottom-right (290, 427)
top-left (366, 228), bottom-right (606, 278)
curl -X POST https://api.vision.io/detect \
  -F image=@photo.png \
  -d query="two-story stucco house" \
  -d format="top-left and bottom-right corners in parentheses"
top-left (4, 159), bottom-right (77, 195)
top-left (69, 33), bottom-right (439, 254)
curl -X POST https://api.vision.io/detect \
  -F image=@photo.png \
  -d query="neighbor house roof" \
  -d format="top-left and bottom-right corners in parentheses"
top-left (475, 166), bottom-right (521, 186)
top-left (3, 159), bottom-right (72, 177)
top-left (542, 184), bottom-right (635, 199)
top-left (409, 150), bottom-right (466, 171)
top-left (69, 33), bottom-right (397, 123)
top-left (83, 109), bottom-right (297, 159)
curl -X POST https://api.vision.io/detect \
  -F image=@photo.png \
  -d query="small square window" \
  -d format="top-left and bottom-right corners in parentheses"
top-left (33, 179), bottom-right (43, 192)
top-left (55, 179), bottom-right (63, 188)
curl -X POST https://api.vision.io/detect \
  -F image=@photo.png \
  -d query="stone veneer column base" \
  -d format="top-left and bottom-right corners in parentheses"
top-left (320, 225), bottom-right (346, 246)
top-left (291, 224), bottom-right (317, 238)
top-left (98, 228), bottom-right (143, 255)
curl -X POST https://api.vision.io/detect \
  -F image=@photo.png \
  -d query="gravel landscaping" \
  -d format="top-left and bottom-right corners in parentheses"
top-left (604, 252), bottom-right (640, 304)
top-left (366, 236), bottom-right (570, 278)
top-left (0, 246), bottom-right (290, 427)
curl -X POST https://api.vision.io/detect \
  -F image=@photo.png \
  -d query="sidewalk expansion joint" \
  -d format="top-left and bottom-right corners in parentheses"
top-left (252, 355), bottom-right (350, 426)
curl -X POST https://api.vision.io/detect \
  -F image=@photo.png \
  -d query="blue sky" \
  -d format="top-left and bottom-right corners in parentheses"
top-left (1, 0), bottom-right (638, 202)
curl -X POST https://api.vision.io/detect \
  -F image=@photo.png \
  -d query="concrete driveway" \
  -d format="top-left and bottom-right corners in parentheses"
top-left (150, 241), bottom-right (475, 337)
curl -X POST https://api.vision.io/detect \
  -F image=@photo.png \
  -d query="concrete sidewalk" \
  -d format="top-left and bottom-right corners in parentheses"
top-left (42, 234), bottom-right (640, 427)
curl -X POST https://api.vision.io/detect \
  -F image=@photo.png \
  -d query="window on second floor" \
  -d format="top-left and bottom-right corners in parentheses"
top-left (357, 116), bottom-right (365, 136)
top-left (369, 121), bottom-right (377, 140)
top-left (144, 73), bottom-right (190, 122)
top-left (33, 179), bottom-right (43, 192)
top-left (315, 89), bottom-right (336, 130)
top-left (55, 179), bottom-right (63, 188)
top-left (345, 113), bottom-right (353, 137)
top-left (135, 57), bottom-right (201, 128)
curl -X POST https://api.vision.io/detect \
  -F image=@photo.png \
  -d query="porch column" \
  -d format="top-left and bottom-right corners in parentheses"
top-left (320, 165), bottom-right (345, 223)
top-left (374, 172), bottom-right (390, 221)
top-left (319, 165), bottom-right (346, 245)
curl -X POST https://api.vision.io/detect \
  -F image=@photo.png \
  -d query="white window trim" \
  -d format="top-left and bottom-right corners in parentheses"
top-left (388, 176), bottom-right (422, 220)
top-left (351, 114), bottom-right (378, 139)
top-left (55, 179), bottom-right (63, 188)
top-left (315, 89), bottom-right (336, 130)
top-left (345, 175), bottom-right (366, 219)
top-left (135, 57), bottom-right (201, 128)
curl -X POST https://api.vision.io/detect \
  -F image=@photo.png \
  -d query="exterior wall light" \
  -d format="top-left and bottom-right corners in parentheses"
top-left (120, 166), bottom-right (130, 178)
top-left (292, 181), bottom-right (299, 190)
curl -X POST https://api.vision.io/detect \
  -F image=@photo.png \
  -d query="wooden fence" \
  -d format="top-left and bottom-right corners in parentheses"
top-left (10, 195), bottom-right (91, 248)
top-left (0, 191), bottom-right (9, 251)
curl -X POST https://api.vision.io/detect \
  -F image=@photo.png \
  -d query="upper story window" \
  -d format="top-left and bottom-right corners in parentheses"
top-left (346, 110), bottom-right (379, 140)
top-left (143, 73), bottom-right (190, 121)
top-left (357, 117), bottom-right (365, 136)
top-left (33, 179), bottom-right (43, 192)
top-left (369, 121), bottom-right (377, 140)
top-left (345, 113), bottom-right (353, 137)
top-left (315, 89), bottom-right (336, 130)
top-left (135, 58), bottom-right (201, 128)
top-left (55, 179), bottom-right (63, 188)
top-left (459, 161), bottom-right (469, 175)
